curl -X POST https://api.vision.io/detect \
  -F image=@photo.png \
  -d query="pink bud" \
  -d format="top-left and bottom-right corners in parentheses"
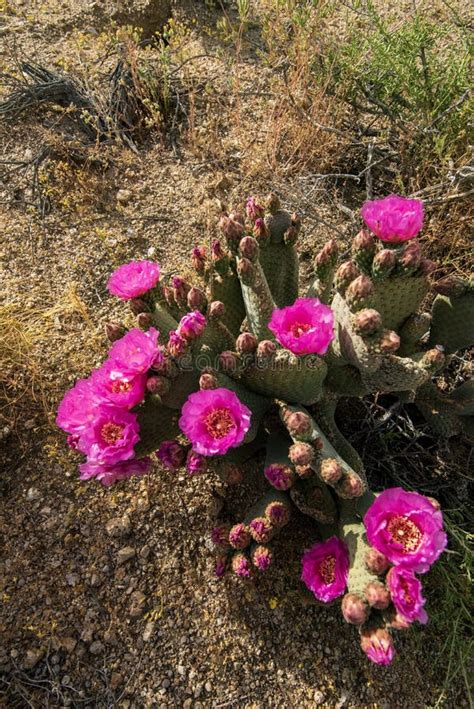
top-left (353, 229), bottom-right (375, 252)
top-left (399, 240), bottom-right (421, 270)
top-left (239, 236), bottom-right (259, 261)
top-left (315, 239), bottom-right (339, 267)
top-left (365, 581), bottom-right (391, 610)
top-left (418, 258), bottom-right (437, 275)
top-left (341, 593), bottom-right (369, 625)
top-left (211, 239), bottom-right (226, 261)
top-left (187, 287), bottom-right (207, 311)
top-left (256, 340), bottom-right (276, 359)
top-left (353, 308), bottom-right (382, 335)
top-left (433, 275), bottom-right (468, 296)
top-left (137, 312), bottom-right (153, 329)
top-left (229, 523), bottom-right (251, 550)
top-left (360, 627), bottom-right (395, 665)
top-left (336, 471), bottom-right (364, 498)
top-left (130, 298), bottom-right (149, 315)
top-left (219, 350), bottom-right (239, 372)
top-left (219, 214), bottom-right (245, 244)
top-left (265, 500), bottom-right (291, 526)
top-left (208, 300), bottom-right (225, 320)
top-left (199, 372), bottom-right (218, 390)
top-left (214, 555), bottom-right (228, 578)
top-left (146, 375), bottom-right (170, 396)
top-left (105, 322), bottom-right (126, 342)
top-left (245, 196), bottom-right (265, 221)
top-left (364, 548), bottom-right (389, 574)
top-left (379, 330), bottom-right (400, 353)
top-left (253, 218), bottom-right (269, 242)
top-left (335, 260), bottom-right (360, 291)
top-left (210, 524), bottom-right (231, 549)
top-left (289, 442), bottom-right (315, 467)
top-left (249, 517), bottom-right (274, 543)
top-left (191, 246), bottom-right (207, 273)
top-left (265, 192), bottom-right (280, 213)
top-left (236, 332), bottom-right (258, 354)
top-left (320, 458), bottom-right (343, 485)
top-left (231, 552), bottom-right (252, 578)
top-left (237, 257), bottom-right (255, 284)
top-left (172, 276), bottom-right (190, 306)
top-left (156, 440), bottom-right (186, 470)
top-left (421, 346), bottom-right (445, 371)
top-left (283, 410), bottom-right (312, 438)
top-left (346, 274), bottom-right (374, 301)
top-left (186, 450), bottom-right (206, 475)
top-left (251, 544), bottom-right (273, 572)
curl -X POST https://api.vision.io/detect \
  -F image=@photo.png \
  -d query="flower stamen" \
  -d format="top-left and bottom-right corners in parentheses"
top-left (290, 321), bottom-right (311, 338)
top-left (387, 515), bottom-right (422, 552)
top-left (100, 422), bottom-right (125, 444)
top-left (204, 408), bottom-right (235, 439)
top-left (319, 555), bottom-right (336, 584)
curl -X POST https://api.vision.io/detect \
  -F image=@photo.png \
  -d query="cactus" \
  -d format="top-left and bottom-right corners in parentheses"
top-left (57, 192), bottom-right (469, 667)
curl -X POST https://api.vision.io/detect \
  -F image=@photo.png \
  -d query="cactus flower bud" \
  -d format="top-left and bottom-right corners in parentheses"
top-left (353, 308), bottom-right (382, 336)
top-left (219, 213), bottom-right (245, 246)
top-left (397, 240), bottom-right (421, 275)
top-left (433, 275), bottom-right (469, 297)
top-left (289, 442), bottom-right (315, 467)
top-left (386, 608), bottom-right (412, 630)
top-left (236, 332), bottom-right (258, 354)
top-left (208, 300), bottom-right (225, 320)
top-left (219, 350), bottom-right (240, 373)
top-left (162, 285), bottom-right (175, 309)
top-left (264, 463), bottom-right (295, 491)
top-left (239, 236), bottom-right (259, 261)
top-left (191, 246), bottom-right (206, 273)
top-left (265, 192), bottom-right (280, 213)
top-left (265, 500), bottom-right (291, 527)
top-left (284, 225), bottom-right (299, 245)
top-left (231, 552), bottom-right (252, 578)
top-left (365, 581), bottom-right (391, 609)
top-left (364, 548), bottom-right (390, 574)
top-left (251, 544), bottom-right (273, 571)
top-left (360, 627), bottom-right (395, 665)
top-left (315, 239), bottom-right (339, 277)
top-left (211, 239), bottom-right (226, 261)
top-left (335, 260), bottom-right (360, 293)
top-left (187, 286), bottom-right (207, 311)
top-left (214, 555), bottom-right (228, 577)
top-left (167, 330), bottom-right (188, 357)
top-left (335, 471), bottom-right (365, 498)
top-left (346, 274), bottom-right (375, 309)
top-left (237, 257), bottom-right (256, 285)
top-left (137, 312), bottom-right (153, 329)
top-left (378, 329), bottom-right (400, 353)
top-left (178, 311), bottom-right (207, 339)
top-left (229, 523), bottom-right (251, 550)
top-left (249, 517), bottom-right (275, 543)
top-left (105, 322), bottom-right (126, 342)
top-left (256, 340), bottom-right (277, 359)
top-left (418, 258), bottom-right (437, 275)
top-left (341, 592), bottom-right (369, 625)
top-left (372, 248), bottom-right (397, 280)
top-left (245, 196), bottom-right (265, 221)
top-left (253, 217), bottom-right (269, 242)
top-left (199, 372), bottom-right (218, 390)
top-left (172, 276), bottom-right (191, 307)
top-left (352, 229), bottom-right (376, 273)
top-left (146, 375), bottom-right (171, 396)
top-left (211, 524), bottom-right (232, 549)
top-left (320, 458), bottom-right (343, 485)
top-left (156, 440), bottom-right (186, 471)
top-left (420, 346), bottom-right (445, 372)
top-left (130, 298), bottom-right (150, 315)
top-left (283, 410), bottom-right (312, 440)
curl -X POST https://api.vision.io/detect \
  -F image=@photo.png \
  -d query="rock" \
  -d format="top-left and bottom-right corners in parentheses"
top-left (61, 674), bottom-right (71, 686)
top-left (26, 487), bottom-right (41, 501)
top-left (110, 672), bottom-right (123, 691)
top-left (129, 590), bottom-right (146, 618)
top-left (183, 700), bottom-right (192, 709)
top-left (177, 665), bottom-right (186, 676)
top-left (106, 515), bottom-right (131, 538)
top-left (89, 641), bottom-right (104, 655)
top-left (142, 621), bottom-right (155, 642)
top-left (139, 544), bottom-right (151, 559)
top-left (60, 637), bottom-right (77, 653)
top-left (117, 546), bottom-right (135, 565)
top-left (116, 189), bottom-right (132, 204)
top-left (23, 648), bottom-right (44, 669)
top-left (66, 572), bottom-right (80, 586)
top-left (90, 573), bottom-right (101, 587)
top-left (313, 690), bottom-right (325, 705)
top-left (162, 679), bottom-right (170, 689)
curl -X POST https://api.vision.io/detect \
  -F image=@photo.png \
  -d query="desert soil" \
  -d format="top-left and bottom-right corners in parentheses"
top-left (0, 1), bottom-right (470, 707)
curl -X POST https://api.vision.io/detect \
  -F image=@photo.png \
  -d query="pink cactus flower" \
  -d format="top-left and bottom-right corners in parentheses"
top-left (360, 627), bottom-right (395, 666)
top-left (156, 440), bottom-right (186, 470)
top-left (66, 434), bottom-right (80, 450)
top-left (107, 260), bottom-right (160, 300)
top-left (179, 388), bottom-right (251, 456)
top-left (268, 298), bottom-right (334, 355)
top-left (91, 361), bottom-right (146, 409)
top-left (178, 311), bottom-right (207, 340)
top-left (386, 567), bottom-right (428, 624)
top-left (364, 488), bottom-right (447, 573)
top-left (78, 407), bottom-right (140, 465)
top-left (56, 378), bottom-right (99, 434)
top-left (301, 536), bottom-right (349, 603)
top-left (167, 330), bottom-right (188, 357)
top-left (79, 456), bottom-right (151, 487)
top-left (108, 328), bottom-right (159, 377)
top-left (186, 450), bottom-right (206, 475)
top-left (361, 195), bottom-right (424, 243)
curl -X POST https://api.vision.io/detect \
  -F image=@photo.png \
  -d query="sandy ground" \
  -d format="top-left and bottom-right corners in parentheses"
top-left (0, 1), bottom-right (470, 707)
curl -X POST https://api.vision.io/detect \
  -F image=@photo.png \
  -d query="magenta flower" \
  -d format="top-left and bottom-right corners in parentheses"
top-left (364, 488), bottom-right (447, 573)
top-left (178, 311), bottom-right (207, 340)
top-left (301, 536), bottom-right (349, 603)
top-left (360, 628), bottom-right (395, 666)
top-left (91, 361), bottom-right (146, 409)
top-left (386, 567), bottom-right (428, 625)
top-left (108, 328), bottom-right (159, 377)
top-left (56, 378), bottom-right (99, 434)
top-left (179, 388), bottom-right (251, 456)
top-left (167, 330), bottom-right (188, 357)
top-left (78, 407), bottom-right (140, 465)
top-left (156, 440), bottom-right (186, 470)
top-left (107, 260), bottom-right (160, 300)
top-left (186, 450), bottom-right (206, 475)
top-left (361, 195), bottom-right (424, 243)
top-left (79, 456), bottom-right (151, 487)
top-left (268, 298), bottom-right (334, 355)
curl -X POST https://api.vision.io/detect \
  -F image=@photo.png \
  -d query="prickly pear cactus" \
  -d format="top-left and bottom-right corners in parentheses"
top-left (57, 192), bottom-right (472, 666)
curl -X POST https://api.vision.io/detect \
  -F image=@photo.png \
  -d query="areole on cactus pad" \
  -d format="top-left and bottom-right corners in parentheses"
top-left (57, 191), bottom-right (473, 666)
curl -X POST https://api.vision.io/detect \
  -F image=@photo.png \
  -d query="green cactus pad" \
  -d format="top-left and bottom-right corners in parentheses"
top-left (134, 399), bottom-right (180, 456)
top-left (371, 276), bottom-right (429, 331)
top-left (210, 271), bottom-right (246, 336)
top-left (241, 350), bottom-right (327, 405)
top-left (237, 256), bottom-right (276, 341)
top-left (260, 243), bottom-right (299, 307)
top-left (428, 291), bottom-right (474, 353)
top-left (339, 503), bottom-right (380, 597)
top-left (362, 354), bottom-right (430, 393)
top-left (160, 368), bottom-right (202, 409)
top-left (151, 304), bottom-right (179, 340)
top-left (290, 476), bottom-right (337, 523)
